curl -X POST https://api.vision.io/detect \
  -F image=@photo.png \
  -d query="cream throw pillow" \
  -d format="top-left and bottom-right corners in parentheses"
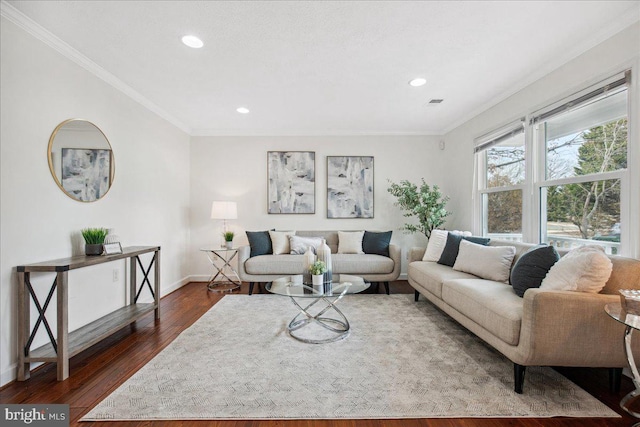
top-left (422, 230), bottom-right (448, 261)
top-left (269, 230), bottom-right (296, 255)
top-left (338, 231), bottom-right (365, 254)
top-left (540, 245), bottom-right (612, 293)
top-left (452, 240), bottom-right (516, 283)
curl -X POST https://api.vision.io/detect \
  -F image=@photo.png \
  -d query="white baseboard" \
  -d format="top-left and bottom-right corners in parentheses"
top-left (161, 276), bottom-right (192, 296)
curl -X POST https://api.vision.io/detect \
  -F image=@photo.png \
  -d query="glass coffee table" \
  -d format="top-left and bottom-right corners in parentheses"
top-left (266, 274), bottom-right (369, 344)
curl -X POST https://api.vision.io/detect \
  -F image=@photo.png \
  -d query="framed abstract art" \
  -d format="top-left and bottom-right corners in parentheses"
top-left (267, 151), bottom-right (315, 214)
top-left (327, 156), bottom-right (374, 218)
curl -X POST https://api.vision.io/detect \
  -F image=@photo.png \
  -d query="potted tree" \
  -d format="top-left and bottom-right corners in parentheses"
top-left (81, 227), bottom-right (108, 256)
top-left (387, 178), bottom-right (451, 239)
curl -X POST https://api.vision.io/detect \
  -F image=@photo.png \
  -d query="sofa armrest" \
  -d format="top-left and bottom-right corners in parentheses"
top-left (517, 288), bottom-right (630, 366)
top-left (408, 247), bottom-right (426, 264)
top-left (237, 245), bottom-right (251, 281)
top-left (388, 244), bottom-right (401, 280)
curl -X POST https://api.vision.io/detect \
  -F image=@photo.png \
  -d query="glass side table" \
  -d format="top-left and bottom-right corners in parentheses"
top-left (605, 303), bottom-right (640, 424)
top-left (200, 247), bottom-right (241, 293)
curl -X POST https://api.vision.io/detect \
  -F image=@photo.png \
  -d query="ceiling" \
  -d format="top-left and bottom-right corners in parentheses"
top-left (4, 1), bottom-right (639, 136)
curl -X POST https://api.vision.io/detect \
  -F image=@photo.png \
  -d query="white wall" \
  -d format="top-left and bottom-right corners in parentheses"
top-left (189, 135), bottom-right (444, 278)
top-left (441, 22), bottom-right (640, 257)
top-left (0, 18), bottom-right (191, 385)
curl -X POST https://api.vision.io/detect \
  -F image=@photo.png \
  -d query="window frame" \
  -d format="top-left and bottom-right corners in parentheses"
top-left (473, 69), bottom-right (634, 256)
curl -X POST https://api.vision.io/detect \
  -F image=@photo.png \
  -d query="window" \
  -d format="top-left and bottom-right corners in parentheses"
top-left (475, 70), bottom-right (631, 255)
top-left (475, 120), bottom-right (525, 241)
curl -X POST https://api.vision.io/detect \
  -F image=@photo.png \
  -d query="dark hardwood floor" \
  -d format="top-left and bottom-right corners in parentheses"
top-left (1, 280), bottom-right (637, 427)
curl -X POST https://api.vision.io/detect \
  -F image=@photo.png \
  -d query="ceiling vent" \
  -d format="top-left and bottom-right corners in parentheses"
top-left (428, 99), bottom-right (444, 104)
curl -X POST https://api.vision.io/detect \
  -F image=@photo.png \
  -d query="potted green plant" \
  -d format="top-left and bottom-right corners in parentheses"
top-left (223, 231), bottom-right (235, 249)
top-left (309, 260), bottom-right (327, 291)
top-left (81, 227), bottom-right (108, 256)
top-left (387, 178), bottom-right (451, 239)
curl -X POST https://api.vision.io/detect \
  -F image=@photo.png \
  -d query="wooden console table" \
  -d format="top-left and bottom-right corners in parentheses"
top-left (16, 245), bottom-right (160, 381)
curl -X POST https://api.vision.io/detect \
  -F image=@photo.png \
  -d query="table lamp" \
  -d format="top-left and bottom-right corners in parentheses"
top-left (211, 201), bottom-right (238, 234)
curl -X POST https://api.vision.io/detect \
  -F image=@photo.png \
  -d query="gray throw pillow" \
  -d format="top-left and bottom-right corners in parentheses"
top-left (510, 245), bottom-right (560, 297)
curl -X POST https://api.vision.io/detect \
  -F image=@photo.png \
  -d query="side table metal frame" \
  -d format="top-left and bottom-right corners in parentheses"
top-left (201, 248), bottom-right (241, 293)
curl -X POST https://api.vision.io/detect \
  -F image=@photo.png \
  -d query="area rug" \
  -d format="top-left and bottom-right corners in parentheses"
top-left (82, 294), bottom-right (619, 420)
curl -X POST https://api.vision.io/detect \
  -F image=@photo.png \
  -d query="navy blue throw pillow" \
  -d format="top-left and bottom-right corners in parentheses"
top-left (437, 233), bottom-right (490, 267)
top-left (362, 231), bottom-right (392, 257)
top-left (510, 245), bottom-right (560, 297)
top-left (246, 230), bottom-right (273, 257)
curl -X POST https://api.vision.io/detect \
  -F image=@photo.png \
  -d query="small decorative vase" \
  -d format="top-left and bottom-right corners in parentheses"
top-left (312, 274), bottom-right (324, 294)
top-left (302, 247), bottom-right (316, 285)
top-left (225, 241), bottom-right (233, 249)
top-left (317, 239), bottom-right (332, 286)
top-left (85, 244), bottom-right (103, 256)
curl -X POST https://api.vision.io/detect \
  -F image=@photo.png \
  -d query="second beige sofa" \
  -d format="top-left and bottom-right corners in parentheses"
top-left (408, 239), bottom-right (640, 393)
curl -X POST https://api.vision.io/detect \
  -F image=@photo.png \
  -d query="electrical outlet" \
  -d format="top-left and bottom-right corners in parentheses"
top-left (112, 269), bottom-right (119, 282)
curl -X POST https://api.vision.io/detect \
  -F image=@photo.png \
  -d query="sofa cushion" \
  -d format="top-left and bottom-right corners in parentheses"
top-left (438, 233), bottom-right (490, 267)
top-left (453, 240), bottom-right (515, 283)
top-left (442, 278), bottom-right (523, 346)
top-left (245, 253), bottom-right (394, 275)
top-left (510, 245), bottom-right (560, 297)
top-left (408, 261), bottom-right (478, 299)
top-left (362, 231), bottom-right (392, 257)
top-left (541, 245), bottom-right (613, 293)
top-left (246, 230), bottom-right (273, 257)
top-left (332, 254), bottom-right (394, 274)
top-left (245, 254), bottom-right (306, 275)
top-left (338, 231), bottom-right (365, 254)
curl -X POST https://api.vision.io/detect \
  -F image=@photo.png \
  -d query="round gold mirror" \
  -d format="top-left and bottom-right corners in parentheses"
top-left (47, 119), bottom-right (115, 202)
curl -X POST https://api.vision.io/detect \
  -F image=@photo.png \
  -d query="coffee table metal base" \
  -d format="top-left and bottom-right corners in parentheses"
top-left (287, 296), bottom-right (350, 344)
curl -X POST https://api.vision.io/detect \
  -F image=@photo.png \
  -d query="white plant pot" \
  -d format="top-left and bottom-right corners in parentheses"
top-left (225, 241), bottom-right (233, 249)
top-left (312, 274), bottom-right (324, 293)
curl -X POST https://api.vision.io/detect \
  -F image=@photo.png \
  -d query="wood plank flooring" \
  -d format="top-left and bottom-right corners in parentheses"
top-left (1, 281), bottom-right (637, 427)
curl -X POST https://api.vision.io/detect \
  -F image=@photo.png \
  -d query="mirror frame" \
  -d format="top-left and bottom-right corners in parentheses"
top-left (47, 118), bottom-right (115, 202)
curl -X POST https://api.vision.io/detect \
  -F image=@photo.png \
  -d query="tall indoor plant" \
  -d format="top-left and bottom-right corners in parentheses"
top-left (387, 179), bottom-right (451, 239)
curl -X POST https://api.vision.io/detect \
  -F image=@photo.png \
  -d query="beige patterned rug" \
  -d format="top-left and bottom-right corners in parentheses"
top-left (82, 294), bottom-right (619, 420)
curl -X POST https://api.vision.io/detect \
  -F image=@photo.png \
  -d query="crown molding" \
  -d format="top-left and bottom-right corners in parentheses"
top-left (441, 8), bottom-right (640, 135)
top-left (0, 1), bottom-right (191, 135)
top-left (189, 129), bottom-right (441, 137)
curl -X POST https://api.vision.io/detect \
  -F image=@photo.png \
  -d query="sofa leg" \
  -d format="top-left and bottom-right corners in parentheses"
top-left (249, 282), bottom-right (255, 295)
top-left (609, 367), bottom-right (622, 393)
top-left (384, 282), bottom-right (390, 295)
top-left (414, 290), bottom-right (420, 302)
top-left (514, 364), bottom-right (526, 394)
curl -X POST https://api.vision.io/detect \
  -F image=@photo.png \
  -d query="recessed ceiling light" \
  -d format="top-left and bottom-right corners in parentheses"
top-left (409, 78), bottom-right (427, 87)
top-left (181, 35), bottom-right (203, 48)
top-left (236, 107), bottom-right (250, 114)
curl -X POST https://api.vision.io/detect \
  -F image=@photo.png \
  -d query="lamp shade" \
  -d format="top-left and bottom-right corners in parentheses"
top-left (211, 201), bottom-right (237, 220)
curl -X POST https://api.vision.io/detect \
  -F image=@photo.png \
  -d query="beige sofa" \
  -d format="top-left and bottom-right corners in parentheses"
top-left (408, 240), bottom-right (640, 393)
top-left (238, 230), bottom-right (401, 295)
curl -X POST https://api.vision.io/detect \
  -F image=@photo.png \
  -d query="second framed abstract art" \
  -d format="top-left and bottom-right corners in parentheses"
top-left (327, 156), bottom-right (374, 218)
